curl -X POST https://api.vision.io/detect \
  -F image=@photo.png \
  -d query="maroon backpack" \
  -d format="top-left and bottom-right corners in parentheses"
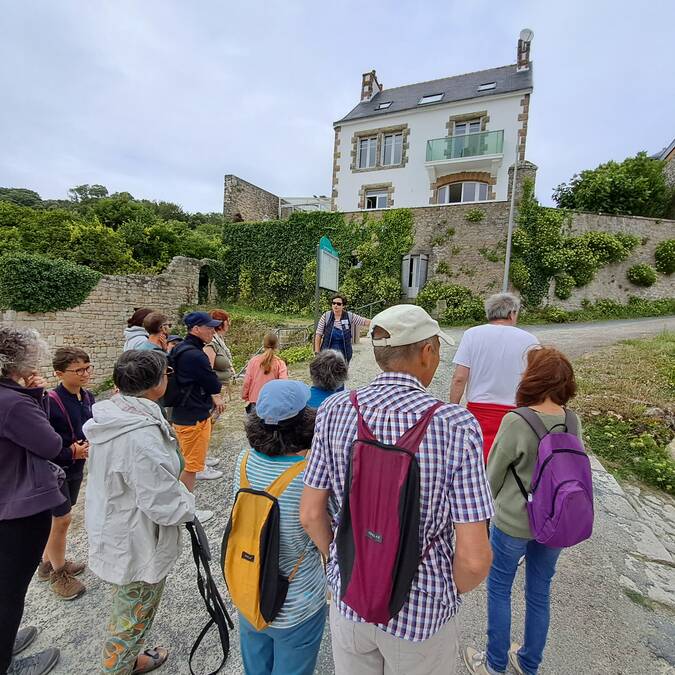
top-left (335, 390), bottom-right (442, 624)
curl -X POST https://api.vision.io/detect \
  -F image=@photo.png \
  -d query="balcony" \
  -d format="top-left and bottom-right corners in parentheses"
top-left (425, 130), bottom-right (504, 178)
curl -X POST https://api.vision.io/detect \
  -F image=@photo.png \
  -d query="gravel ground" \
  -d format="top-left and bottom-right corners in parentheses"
top-left (20, 316), bottom-right (675, 674)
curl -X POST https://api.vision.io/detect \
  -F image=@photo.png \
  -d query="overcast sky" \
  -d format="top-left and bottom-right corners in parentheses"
top-left (1, 1), bottom-right (673, 212)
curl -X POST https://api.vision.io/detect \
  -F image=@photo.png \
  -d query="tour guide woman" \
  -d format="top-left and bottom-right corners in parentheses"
top-left (312, 293), bottom-right (370, 363)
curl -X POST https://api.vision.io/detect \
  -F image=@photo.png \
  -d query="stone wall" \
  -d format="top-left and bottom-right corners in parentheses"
top-left (223, 174), bottom-right (280, 222)
top-left (553, 211), bottom-right (675, 310)
top-left (0, 256), bottom-right (203, 386)
top-left (341, 203), bottom-right (675, 309)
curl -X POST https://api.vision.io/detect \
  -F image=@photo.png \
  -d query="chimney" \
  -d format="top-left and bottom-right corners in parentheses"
top-left (361, 70), bottom-right (383, 102)
top-left (517, 28), bottom-right (533, 71)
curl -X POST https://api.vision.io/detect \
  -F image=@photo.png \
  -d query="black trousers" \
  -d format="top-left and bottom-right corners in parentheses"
top-left (0, 510), bottom-right (52, 673)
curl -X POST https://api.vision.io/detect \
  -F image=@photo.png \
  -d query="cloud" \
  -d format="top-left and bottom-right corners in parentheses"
top-left (0, 0), bottom-right (673, 211)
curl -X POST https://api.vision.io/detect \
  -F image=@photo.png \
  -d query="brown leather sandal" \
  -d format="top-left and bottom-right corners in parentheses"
top-left (132, 646), bottom-right (169, 674)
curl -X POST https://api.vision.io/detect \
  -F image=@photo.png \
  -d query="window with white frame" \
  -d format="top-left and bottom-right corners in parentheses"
top-left (364, 190), bottom-right (388, 209)
top-left (358, 136), bottom-right (377, 168)
top-left (381, 133), bottom-right (403, 166)
top-left (437, 182), bottom-right (489, 204)
top-left (453, 119), bottom-right (481, 135)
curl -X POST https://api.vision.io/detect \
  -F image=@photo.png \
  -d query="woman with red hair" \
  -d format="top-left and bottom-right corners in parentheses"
top-left (464, 346), bottom-right (584, 675)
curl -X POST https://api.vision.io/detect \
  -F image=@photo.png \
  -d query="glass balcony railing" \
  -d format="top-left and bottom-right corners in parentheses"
top-left (426, 130), bottom-right (504, 162)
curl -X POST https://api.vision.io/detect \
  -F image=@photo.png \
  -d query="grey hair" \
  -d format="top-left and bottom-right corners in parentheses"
top-left (113, 350), bottom-right (167, 396)
top-left (309, 350), bottom-right (348, 391)
top-left (484, 293), bottom-right (521, 321)
top-left (0, 324), bottom-right (50, 378)
top-left (371, 326), bottom-right (437, 371)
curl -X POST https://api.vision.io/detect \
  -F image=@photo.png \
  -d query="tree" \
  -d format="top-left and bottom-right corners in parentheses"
top-left (68, 184), bottom-right (109, 202)
top-left (553, 152), bottom-right (674, 218)
top-left (0, 187), bottom-right (43, 208)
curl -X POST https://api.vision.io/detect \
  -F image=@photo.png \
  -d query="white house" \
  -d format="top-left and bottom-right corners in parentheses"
top-left (331, 30), bottom-right (534, 212)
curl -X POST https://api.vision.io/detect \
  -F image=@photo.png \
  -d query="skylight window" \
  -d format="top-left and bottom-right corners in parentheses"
top-left (418, 93), bottom-right (444, 105)
top-left (477, 82), bottom-right (497, 91)
top-left (376, 101), bottom-right (392, 110)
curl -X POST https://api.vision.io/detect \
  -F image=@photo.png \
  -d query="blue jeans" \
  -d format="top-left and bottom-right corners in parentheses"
top-left (239, 606), bottom-right (327, 675)
top-left (486, 525), bottom-right (562, 675)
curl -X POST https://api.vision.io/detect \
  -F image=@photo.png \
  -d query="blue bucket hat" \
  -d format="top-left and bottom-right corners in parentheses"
top-left (256, 380), bottom-right (311, 426)
top-left (183, 311), bottom-right (222, 329)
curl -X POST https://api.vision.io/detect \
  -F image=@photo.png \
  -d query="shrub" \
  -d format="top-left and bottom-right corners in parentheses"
top-left (435, 261), bottom-right (450, 275)
top-left (542, 306), bottom-right (569, 323)
top-left (654, 240), bottom-right (675, 275)
top-left (278, 344), bottom-right (313, 365)
top-left (553, 151), bottom-right (674, 218)
top-left (416, 280), bottom-right (484, 324)
top-left (465, 208), bottom-right (485, 223)
top-left (627, 264), bottom-right (657, 287)
top-left (554, 273), bottom-right (576, 300)
top-left (0, 253), bottom-right (102, 312)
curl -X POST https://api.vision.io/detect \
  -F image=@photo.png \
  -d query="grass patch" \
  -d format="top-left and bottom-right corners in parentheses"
top-left (575, 332), bottom-right (675, 494)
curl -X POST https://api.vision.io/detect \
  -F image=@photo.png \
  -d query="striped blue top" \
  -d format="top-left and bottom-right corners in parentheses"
top-left (232, 448), bottom-right (326, 629)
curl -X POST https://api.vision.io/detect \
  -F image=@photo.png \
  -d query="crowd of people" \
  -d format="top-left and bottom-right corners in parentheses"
top-left (0, 292), bottom-right (593, 675)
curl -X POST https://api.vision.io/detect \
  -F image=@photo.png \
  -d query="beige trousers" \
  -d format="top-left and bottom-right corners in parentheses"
top-left (329, 603), bottom-right (458, 675)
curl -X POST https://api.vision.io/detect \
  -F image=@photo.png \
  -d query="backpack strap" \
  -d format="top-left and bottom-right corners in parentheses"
top-left (396, 401), bottom-right (444, 452)
top-left (239, 450), bottom-right (251, 489)
top-left (564, 409), bottom-right (579, 436)
top-left (511, 407), bottom-right (550, 441)
top-left (509, 464), bottom-right (529, 501)
top-left (48, 389), bottom-right (76, 444)
top-left (266, 460), bottom-right (307, 499)
top-left (349, 390), bottom-right (377, 442)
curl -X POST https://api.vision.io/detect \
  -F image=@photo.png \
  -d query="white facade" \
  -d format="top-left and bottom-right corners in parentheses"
top-left (334, 91), bottom-right (528, 212)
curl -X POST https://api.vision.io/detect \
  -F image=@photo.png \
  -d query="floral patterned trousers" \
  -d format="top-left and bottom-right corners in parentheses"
top-left (101, 579), bottom-right (166, 675)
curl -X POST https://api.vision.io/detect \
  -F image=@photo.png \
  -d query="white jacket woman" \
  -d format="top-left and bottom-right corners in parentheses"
top-left (85, 393), bottom-right (194, 584)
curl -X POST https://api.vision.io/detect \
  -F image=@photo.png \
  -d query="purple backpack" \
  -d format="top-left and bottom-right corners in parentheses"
top-left (335, 390), bottom-right (442, 624)
top-left (510, 407), bottom-right (594, 548)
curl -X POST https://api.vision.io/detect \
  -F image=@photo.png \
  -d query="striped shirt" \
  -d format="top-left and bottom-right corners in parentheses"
top-left (232, 449), bottom-right (326, 629)
top-left (315, 311), bottom-right (369, 336)
top-left (304, 372), bottom-right (494, 642)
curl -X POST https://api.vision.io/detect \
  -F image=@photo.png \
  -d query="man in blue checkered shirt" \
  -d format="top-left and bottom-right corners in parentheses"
top-left (301, 304), bottom-right (494, 675)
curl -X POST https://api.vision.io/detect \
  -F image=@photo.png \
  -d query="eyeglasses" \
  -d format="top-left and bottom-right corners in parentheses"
top-left (332, 301), bottom-right (344, 306)
top-left (165, 366), bottom-right (174, 376)
top-left (65, 365), bottom-right (94, 376)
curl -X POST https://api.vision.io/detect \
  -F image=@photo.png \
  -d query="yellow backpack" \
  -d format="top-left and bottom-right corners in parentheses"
top-left (221, 451), bottom-right (307, 630)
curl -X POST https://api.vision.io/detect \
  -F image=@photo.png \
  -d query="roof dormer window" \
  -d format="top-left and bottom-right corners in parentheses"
top-left (477, 82), bottom-right (497, 91)
top-left (418, 93), bottom-right (444, 105)
top-left (376, 101), bottom-right (392, 110)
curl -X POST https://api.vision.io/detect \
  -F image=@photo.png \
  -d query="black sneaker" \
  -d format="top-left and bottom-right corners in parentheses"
top-left (12, 626), bottom-right (38, 655)
top-left (7, 648), bottom-right (60, 675)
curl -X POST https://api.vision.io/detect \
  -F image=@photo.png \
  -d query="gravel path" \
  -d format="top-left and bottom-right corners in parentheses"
top-left (20, 316), bottom-right (675, 674)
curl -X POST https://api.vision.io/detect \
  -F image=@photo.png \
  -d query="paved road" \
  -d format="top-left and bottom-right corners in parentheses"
top-left (21, 316), bottom-right (675, 674)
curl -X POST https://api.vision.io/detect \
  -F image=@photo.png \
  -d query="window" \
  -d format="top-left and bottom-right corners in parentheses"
top-left (437, 182), bottom-right (489, 204)
top-left (381, 133), bottom-right (403, 166)
top-left (453, 119), bottom-right (481, 135)
top-left (376, 101), bottom-right (392, 110)
top-left (358, 136), bottom-right (377, 168)
top-left (477, 82), bottom-right (496, 91)
top-left (418, 93), bottom-right (444, 105)
top-left (365, 190), bottom-right (388, 209)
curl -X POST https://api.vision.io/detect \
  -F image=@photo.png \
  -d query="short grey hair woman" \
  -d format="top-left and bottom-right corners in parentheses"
top-left (0, 325), bottom-right (63, 674)
top-left (307, 349), bottom-right (348, 409)
top-left (84, 349), bottom-right (195, 675)
top-left (484, 293), bottom-right (521, 322)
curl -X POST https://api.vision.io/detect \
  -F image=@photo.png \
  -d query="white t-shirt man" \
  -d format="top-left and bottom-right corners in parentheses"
top-left (452, 324), bottom-right (539, 405)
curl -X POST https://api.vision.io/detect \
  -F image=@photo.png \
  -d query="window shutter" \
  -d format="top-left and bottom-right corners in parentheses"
top-left (419, 254), bottom-right (429, 288)
top-left (401, 255), bottom-right (411, 295)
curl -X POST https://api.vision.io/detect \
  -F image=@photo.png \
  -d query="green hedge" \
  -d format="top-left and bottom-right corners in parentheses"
top-left (416, 280), bottom-right (484, 324)
top-left (0, 253), bottom-right (102, 312)
top-left (655, 240), bottom-right (675, 275)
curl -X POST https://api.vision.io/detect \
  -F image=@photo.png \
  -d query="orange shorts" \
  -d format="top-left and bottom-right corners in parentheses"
top-left (174, 418), bottom-right (212, 473)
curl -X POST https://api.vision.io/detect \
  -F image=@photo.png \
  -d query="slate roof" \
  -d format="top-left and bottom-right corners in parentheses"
top-left (336, 63), bottom-right (533, 125)
top-left (651, 138), bottom-right (675, 160)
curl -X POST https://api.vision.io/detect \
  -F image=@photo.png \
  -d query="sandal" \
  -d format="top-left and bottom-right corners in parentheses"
top-left (132, 646), bottom-right (169, 674)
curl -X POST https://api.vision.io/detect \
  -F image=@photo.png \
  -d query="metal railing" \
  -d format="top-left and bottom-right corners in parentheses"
top-left (426, 130), bottom-right (504, 162)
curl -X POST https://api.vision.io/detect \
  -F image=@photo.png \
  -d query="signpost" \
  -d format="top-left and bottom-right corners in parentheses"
top-left (314, 236), bottom-right (339, 330)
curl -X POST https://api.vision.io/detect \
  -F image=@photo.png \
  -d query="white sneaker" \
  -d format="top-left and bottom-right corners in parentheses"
top-left (195, 509), bottom-right (214, 524)
top-left (196, 466), bottom-right (223, 480)
top-left (462, 646), bottom-right (491, 674)
top-left (508, 643), bottom-right (524, 675)
top-left (205, 457), bottom-right (221, 467)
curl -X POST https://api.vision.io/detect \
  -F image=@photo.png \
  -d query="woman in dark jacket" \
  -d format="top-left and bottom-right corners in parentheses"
top-left (0, 326), bottom-right (64, 675)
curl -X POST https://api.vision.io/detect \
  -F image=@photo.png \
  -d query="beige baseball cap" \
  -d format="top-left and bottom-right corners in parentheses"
top-left (368, 304), bottom-right (454, 347)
